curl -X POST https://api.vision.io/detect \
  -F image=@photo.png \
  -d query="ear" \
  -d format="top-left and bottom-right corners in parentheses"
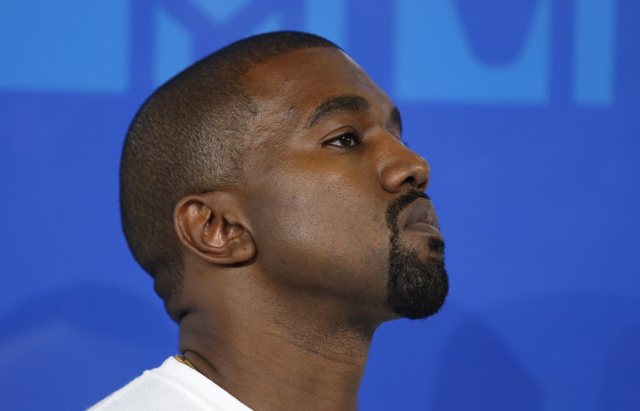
top-left (174, 191), bottom-right (256, 266)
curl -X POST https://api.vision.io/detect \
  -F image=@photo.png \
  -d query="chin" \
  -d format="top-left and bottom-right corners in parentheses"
top-left (385, 238), bottom-right (449, 320)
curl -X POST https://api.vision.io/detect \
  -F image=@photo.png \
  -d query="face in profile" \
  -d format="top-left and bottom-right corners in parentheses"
top-left (237, 47), bottom-right (448, 322)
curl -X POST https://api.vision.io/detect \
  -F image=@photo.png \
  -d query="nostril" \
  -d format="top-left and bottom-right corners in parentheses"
top-left (403, 176), bottom-right (417, 187)
top-left (404, 175), bottom-right (428, 191)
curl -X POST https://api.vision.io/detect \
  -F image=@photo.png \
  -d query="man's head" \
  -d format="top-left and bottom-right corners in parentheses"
top-left (120, 31), bottom-right (448, 325)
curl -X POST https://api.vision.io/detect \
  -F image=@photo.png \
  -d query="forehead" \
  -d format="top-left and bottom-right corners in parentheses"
top-left (239, 47), bottom-right (392, 123)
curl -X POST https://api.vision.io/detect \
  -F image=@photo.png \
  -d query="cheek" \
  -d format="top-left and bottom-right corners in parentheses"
top-left (247, 163), bottom-right (389, 297)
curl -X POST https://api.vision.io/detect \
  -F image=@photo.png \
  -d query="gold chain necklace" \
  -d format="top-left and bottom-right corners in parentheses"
top-left (175, 354), bottom-right (196, 370)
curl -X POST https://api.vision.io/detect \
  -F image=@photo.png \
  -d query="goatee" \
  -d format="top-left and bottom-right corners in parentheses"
top-left (385, 190), bottom-right (449, 319)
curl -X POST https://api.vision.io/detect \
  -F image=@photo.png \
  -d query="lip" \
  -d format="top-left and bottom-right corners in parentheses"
top-left (402, 198), bottom-right (440, 234)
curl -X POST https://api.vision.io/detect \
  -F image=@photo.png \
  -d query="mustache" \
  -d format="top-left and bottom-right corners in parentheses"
top-left (385, 190), bottom-right (430, 231)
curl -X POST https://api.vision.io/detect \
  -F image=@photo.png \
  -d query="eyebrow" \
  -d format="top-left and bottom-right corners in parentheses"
top-left (306, 94), bottom-right (403, 133)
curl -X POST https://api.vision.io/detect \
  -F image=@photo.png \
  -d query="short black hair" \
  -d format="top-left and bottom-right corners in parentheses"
top-left (120, 31), bottom-right (339, 321)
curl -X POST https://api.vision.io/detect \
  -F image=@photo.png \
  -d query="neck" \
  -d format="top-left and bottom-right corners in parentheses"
top-left (178, 286), bottom-right (378, 411)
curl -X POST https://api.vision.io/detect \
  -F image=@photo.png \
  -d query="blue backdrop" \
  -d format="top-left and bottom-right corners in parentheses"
top-left (1, 1), bottom-right (638, 410)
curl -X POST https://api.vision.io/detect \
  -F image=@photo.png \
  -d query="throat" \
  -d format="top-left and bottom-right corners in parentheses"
top-left (178, 310), bottom-right (374, 411)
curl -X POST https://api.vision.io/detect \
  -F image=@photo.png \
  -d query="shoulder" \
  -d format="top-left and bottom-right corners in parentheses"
top-left (88, 357), bottom-right (252, 411)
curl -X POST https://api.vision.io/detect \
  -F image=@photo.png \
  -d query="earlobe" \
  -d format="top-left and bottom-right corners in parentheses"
top-left (174, 193), bottom-right (256, 266)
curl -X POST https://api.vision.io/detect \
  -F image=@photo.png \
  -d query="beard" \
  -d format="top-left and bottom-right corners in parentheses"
top-left (385, 190), bottom-right (449, 319)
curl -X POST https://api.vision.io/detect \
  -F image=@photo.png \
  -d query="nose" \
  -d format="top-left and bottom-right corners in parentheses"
top-left (378, 139), bottom-right (430, 194)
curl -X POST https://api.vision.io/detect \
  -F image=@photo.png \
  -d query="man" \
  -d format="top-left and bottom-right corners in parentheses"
top-left (91, 31), bottom-right (448, 410)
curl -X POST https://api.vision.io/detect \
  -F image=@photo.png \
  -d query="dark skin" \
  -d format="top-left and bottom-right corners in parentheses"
top-left (173, 48), bottom-right (440, 410)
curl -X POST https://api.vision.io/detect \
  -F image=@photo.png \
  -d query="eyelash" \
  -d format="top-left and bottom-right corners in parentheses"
top-left (324, 131), bottom-right (362, 149)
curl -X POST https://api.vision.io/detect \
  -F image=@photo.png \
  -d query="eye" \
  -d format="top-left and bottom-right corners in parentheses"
top-left (325, 132), bottom-right (361, 148)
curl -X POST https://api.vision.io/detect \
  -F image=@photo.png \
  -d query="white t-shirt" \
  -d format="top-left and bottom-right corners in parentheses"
top-left (88, 357), bottom-right (252, 411)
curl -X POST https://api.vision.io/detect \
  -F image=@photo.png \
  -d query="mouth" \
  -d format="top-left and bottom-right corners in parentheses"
top-left (402, 198), bottom-right (441, 235)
